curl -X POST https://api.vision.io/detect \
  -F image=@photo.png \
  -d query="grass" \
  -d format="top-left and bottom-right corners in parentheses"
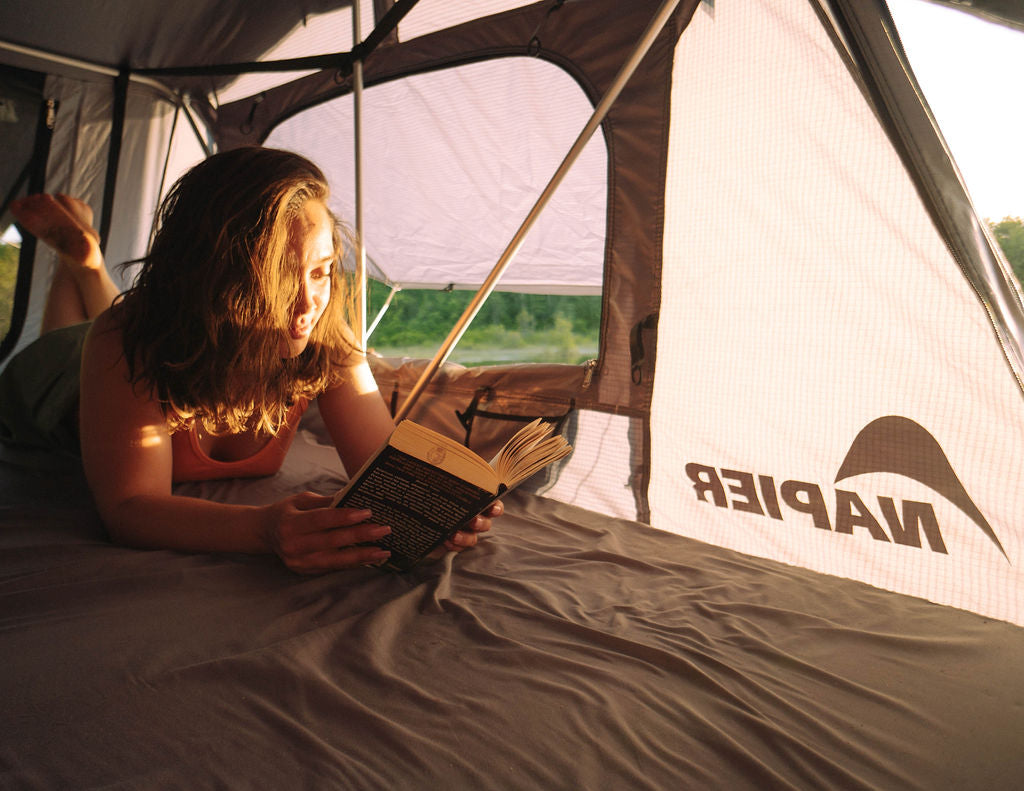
top-left (371, 321), bottom-right (598, 366)
top-left (0, 241), bottom-right (19, 340)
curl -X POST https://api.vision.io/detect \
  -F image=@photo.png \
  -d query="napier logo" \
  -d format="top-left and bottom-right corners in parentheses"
top-left (686, 416), bottom-right (1009, 562)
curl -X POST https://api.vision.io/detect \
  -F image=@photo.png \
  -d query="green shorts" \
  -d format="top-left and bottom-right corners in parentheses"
top-left (0, 322), bottom-right (90, 454)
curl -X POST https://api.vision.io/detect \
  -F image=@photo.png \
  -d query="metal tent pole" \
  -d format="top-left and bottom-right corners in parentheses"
top-left (394, 0), bottom-right (683, 422)
top-left (0, 39), bottom-right (176, 98)
top-left (352, 1), bottom-right (368, 347)
top-left (0, 40), bottom-right (210, 157)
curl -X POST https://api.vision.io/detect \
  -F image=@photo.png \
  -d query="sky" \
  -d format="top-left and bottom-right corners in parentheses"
top-left (887, 0), bottom-right (1024, 221)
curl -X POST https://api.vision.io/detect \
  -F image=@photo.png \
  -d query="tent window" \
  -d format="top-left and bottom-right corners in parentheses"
top-left (267, 54), bottom-right (607, 365)
top-left (0, 65), bottom-right (50, 363)
top-left (365, 283), bottom-right (600, 365)
top-left (0, 225), bottom-right (20, 342)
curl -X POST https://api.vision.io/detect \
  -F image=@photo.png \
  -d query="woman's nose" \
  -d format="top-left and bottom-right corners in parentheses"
top-left (295, 282), bottom-right (315, 314)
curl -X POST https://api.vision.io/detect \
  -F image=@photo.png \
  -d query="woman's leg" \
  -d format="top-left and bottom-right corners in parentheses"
top-left (10, 194), bottom-right (121, 333)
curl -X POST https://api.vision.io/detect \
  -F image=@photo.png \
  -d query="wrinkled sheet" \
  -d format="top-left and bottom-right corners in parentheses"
top-left (1, 436), bottom-right (1023, 790)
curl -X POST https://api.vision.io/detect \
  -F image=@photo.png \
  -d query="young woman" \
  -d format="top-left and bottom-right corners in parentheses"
top-left (3, 147), bottom-right (499, 573)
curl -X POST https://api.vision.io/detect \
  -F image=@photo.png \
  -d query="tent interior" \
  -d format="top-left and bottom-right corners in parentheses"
top-left (2, 0), bottom-right (1023, 787)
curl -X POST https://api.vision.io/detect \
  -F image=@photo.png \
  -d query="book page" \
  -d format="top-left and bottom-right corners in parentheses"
top-left (491, 419), bottom-right (574, 488)
top-left (389, 421), bottom-right (499, 492)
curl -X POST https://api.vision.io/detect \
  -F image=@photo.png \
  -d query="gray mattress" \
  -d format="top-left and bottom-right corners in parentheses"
top-left (1, 433), bottom-right (1023, 790)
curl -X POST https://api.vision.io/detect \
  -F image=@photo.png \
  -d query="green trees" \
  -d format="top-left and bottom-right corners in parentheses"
top-left (365, 281), bottom-right (601, 364)
top-left (990, 217), bottom-right (1024, 285)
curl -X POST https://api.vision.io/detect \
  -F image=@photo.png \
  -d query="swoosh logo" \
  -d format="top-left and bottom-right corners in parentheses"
top-left (835, 416), bottom-right (1008, 561)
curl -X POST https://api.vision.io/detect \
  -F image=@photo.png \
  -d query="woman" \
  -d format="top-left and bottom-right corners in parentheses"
top-left (4, 147), bottom-right (499, 573)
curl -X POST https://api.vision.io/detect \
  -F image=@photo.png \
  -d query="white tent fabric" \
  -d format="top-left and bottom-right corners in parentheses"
top-left (267, 56), bottom-right (607, 293)
top-left (651, 0), bottom-right (1023, 623)
top-left (9, 76), bottom-right (205, 361)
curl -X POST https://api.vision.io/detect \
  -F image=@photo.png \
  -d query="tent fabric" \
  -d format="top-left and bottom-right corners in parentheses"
top-left (651, 0), bottom-right (1024, 624)
top-left (0, 0), bottom-right (356, 94)
top-left (266, 56), bottom-right (609, 294)
top-left (923, 0), bottom-right (1024, 33)
top-left (2, 1), bottom-right (1022, 88)
top-left (2, 74), bottom-right (205, 362)
top-left (1, 420), bottom-right (1022, 790)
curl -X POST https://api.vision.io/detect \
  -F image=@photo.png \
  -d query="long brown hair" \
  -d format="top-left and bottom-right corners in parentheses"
top-left (116, 146), bottom-right (359, 435)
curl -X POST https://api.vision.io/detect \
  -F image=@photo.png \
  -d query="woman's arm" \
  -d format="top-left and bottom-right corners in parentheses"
top-left (315, 357), bottom-right (398, 475)
top-left (79, 312), bottom-right (392, 572)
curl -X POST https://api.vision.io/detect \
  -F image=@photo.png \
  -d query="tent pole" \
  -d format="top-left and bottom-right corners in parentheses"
top-left (366, 283), bottom-right (401, 339)
top-left (180, 94), bottom-right (214, 157)
top-left (0, 39), bottom-right (176, 101)
top-left (352, 2), bottom-right (368, 347)
top-left (394, 0), bottom-right (683, 422)
top-left (98, 66), bottom-right (130, 255)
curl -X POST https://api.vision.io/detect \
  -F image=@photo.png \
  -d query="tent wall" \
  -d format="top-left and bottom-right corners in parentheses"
top-left (2, 72), bottom-right (205, 364)
top-left (649, 0), bottom-right (1023, 624)
top-left (0, 64), bottom-right (49, 360)
top-left (265, 56), bottom-right (611, 295)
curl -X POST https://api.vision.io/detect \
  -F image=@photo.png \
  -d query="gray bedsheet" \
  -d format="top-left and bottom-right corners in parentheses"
top-left (1, 453), bottom-right (1023, 790)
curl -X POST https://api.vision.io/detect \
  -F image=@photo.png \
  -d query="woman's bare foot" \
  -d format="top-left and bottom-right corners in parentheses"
top-left (54, 194), bottom-right (101, 242)
top-left (10, 193), bottom-right (103, 272)
top-left (14, 193), bottom-right (122, 330)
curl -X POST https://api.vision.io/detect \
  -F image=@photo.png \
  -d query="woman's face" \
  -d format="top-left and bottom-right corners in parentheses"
top-left (280, 200), bottom-right (334, 358)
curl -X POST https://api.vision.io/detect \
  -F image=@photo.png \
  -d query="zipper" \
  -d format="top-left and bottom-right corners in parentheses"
top-left (581, 358), bottom-right (597, 389)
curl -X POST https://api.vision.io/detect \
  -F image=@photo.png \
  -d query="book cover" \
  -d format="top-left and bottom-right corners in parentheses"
top-left (332, 419), bottom-right (570, 571)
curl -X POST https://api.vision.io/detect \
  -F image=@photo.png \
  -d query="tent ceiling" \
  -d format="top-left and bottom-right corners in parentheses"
top-left (1, 0), bottom-right (1022, 99)
top-left (0, 0), bottom-right (354, 92)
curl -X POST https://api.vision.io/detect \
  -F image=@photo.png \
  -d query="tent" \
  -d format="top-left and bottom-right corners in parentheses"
top-left (1, 1), bottom-right (1023, 787)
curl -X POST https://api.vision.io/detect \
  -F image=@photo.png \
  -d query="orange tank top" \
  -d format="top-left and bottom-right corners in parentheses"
top-left (171, 400), bottom-right (309, 483)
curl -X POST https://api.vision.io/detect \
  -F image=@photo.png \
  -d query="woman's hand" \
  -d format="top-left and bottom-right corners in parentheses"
top-left (261, 492), bottom-right (392, 574)
top-left (444, 499), bottom-right (504, 553)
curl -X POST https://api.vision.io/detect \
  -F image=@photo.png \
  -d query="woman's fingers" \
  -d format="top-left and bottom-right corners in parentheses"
top-left (274, 494), bottom-right (505, 570)
top-left (268, 493), bottom-right (392, 571)
top-left (465, 498), bottom-right (504, 533)
top-left (279, 513), bottom-right (390, 556)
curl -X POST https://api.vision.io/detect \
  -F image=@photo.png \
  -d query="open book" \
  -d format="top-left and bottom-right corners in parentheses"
top-left (331, 418), bottom-right (572, 571)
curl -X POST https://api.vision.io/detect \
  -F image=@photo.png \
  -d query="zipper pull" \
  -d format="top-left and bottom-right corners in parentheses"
top-left (581, 358), bottom-right (597, 389)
